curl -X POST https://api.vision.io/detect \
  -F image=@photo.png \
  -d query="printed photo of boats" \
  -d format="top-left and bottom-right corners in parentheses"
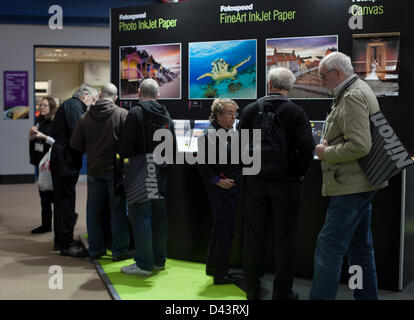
top-left (189, 39), bottom-right (257, 100)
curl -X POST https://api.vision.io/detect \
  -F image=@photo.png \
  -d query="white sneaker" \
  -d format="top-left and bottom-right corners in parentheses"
top-left (154, 265), bottom-right (165, 271)
top-left (121, 263), bottom-right (152, 276)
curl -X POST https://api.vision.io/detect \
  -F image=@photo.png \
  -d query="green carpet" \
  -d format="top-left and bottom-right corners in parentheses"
top-left (97, 255), bottom-right (246, 300)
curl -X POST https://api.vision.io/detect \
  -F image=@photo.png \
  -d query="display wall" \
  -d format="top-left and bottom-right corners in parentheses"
top-left (110, 0), bottom-right (414, 291)
top-left (111, 0), bottom-right (414, 154)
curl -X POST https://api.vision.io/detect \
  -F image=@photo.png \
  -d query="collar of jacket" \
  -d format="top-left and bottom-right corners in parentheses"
top-left (333, 75), bottom-right (359, 104)
top-left (211, 120), bottom-right (231, 132)
top-left (264, 93), bottom-right (289, 102)
top-left (72, 95), bottom-right (88, 111)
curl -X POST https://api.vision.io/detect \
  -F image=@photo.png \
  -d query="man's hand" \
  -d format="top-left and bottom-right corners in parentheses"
top-left (216, 178), bottom-right (235, 190)
top-left (315, 140), bottom-right (329, 160)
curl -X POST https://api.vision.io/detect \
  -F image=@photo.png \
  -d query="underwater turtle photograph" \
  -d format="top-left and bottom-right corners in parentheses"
top-left (189, 39), bottom-right (257, 99)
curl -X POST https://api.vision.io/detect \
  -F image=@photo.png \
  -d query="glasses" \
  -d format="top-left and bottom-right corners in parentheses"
top-left (319, 69), bottom-right (335, 79)
top-left (221, 111), bottom-right (239, 117)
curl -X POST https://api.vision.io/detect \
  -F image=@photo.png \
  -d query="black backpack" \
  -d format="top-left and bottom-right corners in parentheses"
top-left (138, 101), bottom-right (173, 153)
top-left (250, 96), bottom-right (289, 176)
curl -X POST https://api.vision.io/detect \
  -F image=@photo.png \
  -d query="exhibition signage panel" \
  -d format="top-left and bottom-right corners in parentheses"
top-left (3, 71), bottom-right (29, 120)
top-left (111, 0), bottom-right (404, 120)
top-left (109, 0), bottom-right (413, 291)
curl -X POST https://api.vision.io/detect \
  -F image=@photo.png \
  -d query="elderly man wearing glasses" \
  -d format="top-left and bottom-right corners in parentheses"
top-left (310, 52), bottom-right (387, 300)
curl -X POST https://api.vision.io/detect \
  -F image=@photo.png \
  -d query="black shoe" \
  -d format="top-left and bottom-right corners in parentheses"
top-left (247, 290), bottom-right (262, 300)
top-left (89, 250), bottom-right (107, 260)
top-left (113, 251), bottom-right (133, 262)
top-left (214, 275), bottom-right (238, 285)
top-left (60, 245), bottom-right (89, 258)
top-left (53, 244), bottom-right (61, 251)
top-left (272, 290), bottom-right (299, 300)
top-left (31, 226), bottom-right (51, 234)
top-left (206, 267), bottom-right (215, 276)
top-left (74, 240), bottom-right (84, 247)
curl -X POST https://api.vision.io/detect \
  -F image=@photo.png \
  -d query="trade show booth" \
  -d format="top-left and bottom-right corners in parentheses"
top-left (110, 0), bottom-right (414, 291)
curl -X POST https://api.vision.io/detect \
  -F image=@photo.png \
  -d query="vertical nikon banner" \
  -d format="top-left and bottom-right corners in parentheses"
top-left (110, 0), bottom-right (414, 292)
top-left (111, 0), bottom-right (412, 155)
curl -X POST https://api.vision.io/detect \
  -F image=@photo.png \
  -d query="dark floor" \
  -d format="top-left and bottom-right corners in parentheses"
top-left (228, 267), bottom-right (414, 300)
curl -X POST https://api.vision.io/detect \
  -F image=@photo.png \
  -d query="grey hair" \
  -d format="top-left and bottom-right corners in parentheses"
top-left (73, 84), bottom-right (98, 100)
top-left (209, 98), bottom-right (238, 122)
top-left (320, 52), bottom-right (354, 77)
top-left (268, 67), bottom-right (296, 91)
top-left (100, 83), bottom-right (118, 99)
top-left (139, 78), bottom-right (159, 99)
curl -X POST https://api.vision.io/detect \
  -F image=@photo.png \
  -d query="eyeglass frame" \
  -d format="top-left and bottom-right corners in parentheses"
top-left (319, 69), bottom-right (336, 79)
top-left (220, 110), bottom-right (239, 117)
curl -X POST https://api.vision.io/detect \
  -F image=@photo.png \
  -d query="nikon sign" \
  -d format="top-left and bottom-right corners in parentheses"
top-left (358, 111), bottom-right (413, 187)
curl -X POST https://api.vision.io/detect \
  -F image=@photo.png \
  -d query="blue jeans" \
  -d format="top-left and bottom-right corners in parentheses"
top-left (309, 191), bottom-right (378, 300)
top-left (128, 199), bottom-right (167, 271)
top-left (87, 170), bottom-right (130, 258)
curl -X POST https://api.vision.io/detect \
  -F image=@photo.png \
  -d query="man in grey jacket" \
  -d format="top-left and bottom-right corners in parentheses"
top-left (70, 83), bottom-right (131, 261)
top-left (310, 52), bottom-right (387, 300)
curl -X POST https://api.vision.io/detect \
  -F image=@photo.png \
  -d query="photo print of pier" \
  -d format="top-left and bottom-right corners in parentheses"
top-left (352, 32), bottom-right (400, 96)
top-left (189, 39), bottom-right (257, 99)
top-left (120, 43), bottom-right (181, 99)
top-left (266, 35), bottom-right (338, 99)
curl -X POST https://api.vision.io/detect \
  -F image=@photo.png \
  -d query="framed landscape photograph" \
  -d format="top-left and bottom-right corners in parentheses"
top-left (266, 35), bottom-right (338, 99)
top-left (120, 43), bottom-right (181, 100)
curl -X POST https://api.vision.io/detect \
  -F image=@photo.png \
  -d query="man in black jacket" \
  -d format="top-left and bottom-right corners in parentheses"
top-left (50, 84), bottom-right (98, 257)
top-left (70, 83), bottom-right (131, 261)
top-left (238, 67), bottom-right (314, 300)
top-left (119, 78), bottom-right (175, 276)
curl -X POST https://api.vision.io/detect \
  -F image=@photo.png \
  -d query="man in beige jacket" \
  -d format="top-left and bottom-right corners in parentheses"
top-left (310, 52), bottom-right (387, 300)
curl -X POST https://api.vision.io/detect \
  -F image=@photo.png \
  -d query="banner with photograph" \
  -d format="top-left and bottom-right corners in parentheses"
top-left (352, 32), bottom-right (400, 96)
top-left (266, 35), bottom-right (338, 99)
top-left (120, 43), bottom-right (181, 100)
top-left (189, 39), bottom-right (257, 100)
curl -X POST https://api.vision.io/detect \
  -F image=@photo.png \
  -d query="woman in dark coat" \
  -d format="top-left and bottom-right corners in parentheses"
top-left (29, 96), bottom-right (57, 234)
top-left (197, 98), bottom-right (242, 284)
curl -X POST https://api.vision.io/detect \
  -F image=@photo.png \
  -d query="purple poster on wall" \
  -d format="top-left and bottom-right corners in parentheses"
top-left (3, 71), bottom-right (29, 120)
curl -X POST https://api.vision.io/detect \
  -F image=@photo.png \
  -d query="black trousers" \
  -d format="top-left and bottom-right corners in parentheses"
top-left (206, 184), bottom-right (241, 277)
top-left (51, 170), bottom-right (79, 249)
top-left (38, 190), bottom-right (53, 228)
top-left (243, 176), bottom-right (302, 295)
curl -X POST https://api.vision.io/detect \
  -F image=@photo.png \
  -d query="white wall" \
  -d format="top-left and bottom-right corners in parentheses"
top-left (0, 24), bottom-right (109, 175)
top-left (84, 61), bottom-right (110, 87)
top-left (36, 62), bottom-right (84, 103)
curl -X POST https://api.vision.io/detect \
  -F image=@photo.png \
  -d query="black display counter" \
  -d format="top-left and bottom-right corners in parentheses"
top-left (166, 159), bottom-right (414, 291)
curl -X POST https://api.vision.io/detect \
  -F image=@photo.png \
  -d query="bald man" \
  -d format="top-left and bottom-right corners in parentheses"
top-left (70, 83), bottom-right (131, 261)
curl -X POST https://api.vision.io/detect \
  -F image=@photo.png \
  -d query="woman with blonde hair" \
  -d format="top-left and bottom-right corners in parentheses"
top-left (197, 98), bottom-right (242, 284)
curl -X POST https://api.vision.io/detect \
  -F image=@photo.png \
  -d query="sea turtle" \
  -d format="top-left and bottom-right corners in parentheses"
top-left (196, 56), bottom-right (251, 83)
